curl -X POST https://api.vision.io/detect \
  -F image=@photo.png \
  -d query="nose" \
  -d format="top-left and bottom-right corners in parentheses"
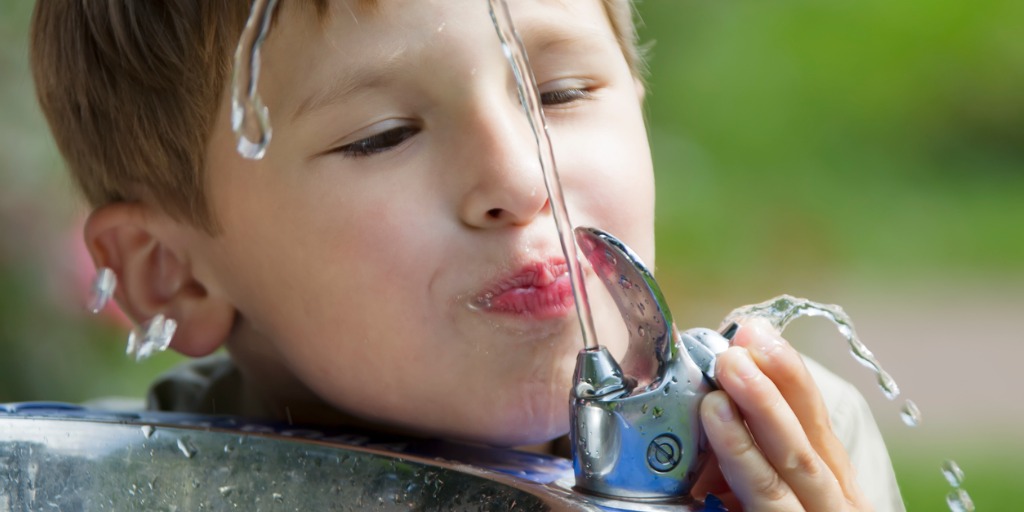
top-left (455, 99), bottom-right (550, 229)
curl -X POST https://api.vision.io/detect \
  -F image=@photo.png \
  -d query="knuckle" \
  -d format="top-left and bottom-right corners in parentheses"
top-left (728, 430), bottom-right (759, 458)
top-left (784, 448), bottom-right (824, 477)
top-left (752, 467), bottom-right (790, 502)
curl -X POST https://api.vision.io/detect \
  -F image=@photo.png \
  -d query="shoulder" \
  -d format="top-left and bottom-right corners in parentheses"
top-left (146, 353), bottom-right (244, 415)
top-left (802, 356), bottom-right (906, 512)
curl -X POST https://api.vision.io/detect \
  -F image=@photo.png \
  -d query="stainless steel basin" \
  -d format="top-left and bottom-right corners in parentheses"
top-left (0, 404), bottom-right (722, 511)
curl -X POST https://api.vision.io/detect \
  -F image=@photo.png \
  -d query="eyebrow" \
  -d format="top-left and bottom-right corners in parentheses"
top-left (290, 67), bottom-right (392, 122)
top-left (521, 16), bottom-right (618, 58)
top-left (290, 8), bottom-right (609, 122)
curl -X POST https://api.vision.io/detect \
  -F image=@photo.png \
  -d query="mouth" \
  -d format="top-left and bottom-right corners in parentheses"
top-left (473, 259), bottom-right (575, 319)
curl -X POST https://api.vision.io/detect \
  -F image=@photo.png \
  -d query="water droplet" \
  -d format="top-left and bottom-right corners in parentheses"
top-left (219, 486), bottom-right (234, 497)
top-left (272, 493), bottom-right (284, 503)
top-left (140, 425), bottom-right (155, 439)
top-left (126, 314), bottom-right (177, 362)
top-left (177, 438), bottom-right (197, 459)
top-left (223, 444), bottom-right (234, 453)
top-left (575, 381), bottom-right (595, 397)
top-left (618, 275), bottom-right (632, 289)
top-left (946, 488), bottom-right (974, 512)
top-left (653, 406), bottom-right (663, 418)
top-left (87, 267), bottom-right (117, 314)
top-left (604, 249), bottom-right (617, 266)
top-left (641, 403), bottom-right (648, 414)
top-left (899, 400), bottom-right (921, 427)
top-left (941, 460), bottom-right (965, 487)
top-left (637, 326), bottom-right (646, 338)
top-left (231, 0), bottom-right (278, 159)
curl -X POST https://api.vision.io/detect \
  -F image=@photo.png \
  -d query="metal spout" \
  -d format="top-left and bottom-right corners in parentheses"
top-left (569, 227), bottom-right (736, 501)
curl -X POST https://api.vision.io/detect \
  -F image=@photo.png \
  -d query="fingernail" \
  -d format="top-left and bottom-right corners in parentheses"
top-left (732, 348), bottom-right (759, 379)
top-left (747, 318), bottom-right (785, 358)
top-left (713, 394), bottom-right (735, 422)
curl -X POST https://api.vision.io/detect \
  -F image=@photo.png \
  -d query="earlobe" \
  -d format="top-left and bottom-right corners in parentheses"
top-left (84, 203), bottom-right (234, 358)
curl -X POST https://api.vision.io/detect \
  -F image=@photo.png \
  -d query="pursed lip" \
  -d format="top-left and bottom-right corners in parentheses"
top-left (474, 259), bottom-right (575, 319)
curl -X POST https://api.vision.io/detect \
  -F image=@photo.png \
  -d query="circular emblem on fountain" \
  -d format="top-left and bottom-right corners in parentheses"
top-left (646, 434), bottom-right (683, 472)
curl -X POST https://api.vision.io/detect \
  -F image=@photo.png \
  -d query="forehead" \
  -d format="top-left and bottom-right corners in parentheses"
top-left (278, 0), bottom-right (612, 42)
top-left (264, 0), bottom-right (619, 117)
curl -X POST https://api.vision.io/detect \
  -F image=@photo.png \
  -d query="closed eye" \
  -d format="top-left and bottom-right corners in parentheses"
top-left (540, 87), bottom-right (591, 106)
top-left (336, 125), bottom-right (419, 158)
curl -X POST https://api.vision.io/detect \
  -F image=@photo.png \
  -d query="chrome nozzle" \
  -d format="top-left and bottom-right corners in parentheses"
top-left (569, 227), bottom-right (735, 501)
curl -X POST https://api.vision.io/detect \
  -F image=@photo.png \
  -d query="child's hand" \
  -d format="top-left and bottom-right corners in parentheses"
top-left (691, 318), bottom-right (873, 511)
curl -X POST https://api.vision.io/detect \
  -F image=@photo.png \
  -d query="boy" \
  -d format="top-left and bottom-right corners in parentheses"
top-left (31, 1), bottom-right (902, 510)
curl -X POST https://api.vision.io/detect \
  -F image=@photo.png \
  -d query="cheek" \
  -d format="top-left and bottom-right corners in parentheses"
top-left (556, 103), bottom-right (655, 258)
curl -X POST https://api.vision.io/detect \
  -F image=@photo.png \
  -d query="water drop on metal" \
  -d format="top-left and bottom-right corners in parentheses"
top-left (140, 425), bottom-right (155, 439)
top-left (231, 0), bottom-right (278, 159)
top-left (177, 438), bottom-right (197, 459)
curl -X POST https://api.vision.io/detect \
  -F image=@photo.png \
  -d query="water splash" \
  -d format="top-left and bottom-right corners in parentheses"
top-left (946, 488), bottom-right (975, 512)
top-left (723, 295), bottom-right (975, 510)
top-left (488, 0), bottom-right (599, 350)
top-left (942, 460), bottom-right (965, 487)
top-left (722, 295), bottom-right (900, 400)
top-left (126, 314), bottom-right (177, 362)
top-left (899, 399), bottom-right (921, 427)
top-left (231, 0), bottom-right (278, 160)
top-left (87, 267), bottom-right (117, 314)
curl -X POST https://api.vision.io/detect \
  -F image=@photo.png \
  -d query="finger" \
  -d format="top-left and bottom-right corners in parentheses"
top-left (700, 389), bottom-right (802, 511)
top-left (691, 452), bottom-right (729, 500)
top-left (732, 318), bottom-right (862, 500)
top-left (716, 346), bottom-right (847, 511)
top-left (691, 449), bottom-right (745, 512)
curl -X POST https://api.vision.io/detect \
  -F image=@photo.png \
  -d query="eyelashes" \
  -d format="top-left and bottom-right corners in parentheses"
top-left (333, 86), bottom-right (592, 159)
top-left (539, 86), bottom-right (591, 106)
top-left (335, 125), bottom-right (420, 158)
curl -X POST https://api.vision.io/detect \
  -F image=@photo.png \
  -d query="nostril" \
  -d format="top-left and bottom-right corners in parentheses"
top-left (486, 208), bottom-right (502, 219)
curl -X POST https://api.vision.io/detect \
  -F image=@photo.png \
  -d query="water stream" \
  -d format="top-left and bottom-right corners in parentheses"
top-left (487, 0), bottom-right (600, 350)
top-left (231, 0), bottom-right (278, 160)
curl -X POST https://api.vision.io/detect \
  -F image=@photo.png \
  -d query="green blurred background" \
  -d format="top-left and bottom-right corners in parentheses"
top-left (2, 0), bottom-right (1021, 509)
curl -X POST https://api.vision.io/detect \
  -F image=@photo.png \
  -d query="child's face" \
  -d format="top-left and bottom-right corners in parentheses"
top-left (192, 0), bottom-right (653, 445)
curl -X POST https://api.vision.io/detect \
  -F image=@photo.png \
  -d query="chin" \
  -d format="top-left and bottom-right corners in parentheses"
top-left (478, 394), bottom-right (571, 448)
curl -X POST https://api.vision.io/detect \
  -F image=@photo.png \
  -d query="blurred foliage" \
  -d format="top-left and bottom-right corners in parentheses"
top-left (1, 0), bottom-right (1022, 508)
top-left (0, 1), bottom-right (188, 404)
top-left (892, 439), bottom-right (1024, 511)
top-left (640, 0), bottom-right (1024, 291)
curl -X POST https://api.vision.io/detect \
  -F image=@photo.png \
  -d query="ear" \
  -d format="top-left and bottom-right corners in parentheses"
top-left (84, 203), bottom-right (235, 357)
